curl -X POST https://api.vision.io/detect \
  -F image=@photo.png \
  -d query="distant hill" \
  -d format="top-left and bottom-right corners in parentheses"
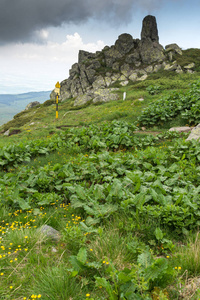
top-left (0, 91), bottom-right (50, 126)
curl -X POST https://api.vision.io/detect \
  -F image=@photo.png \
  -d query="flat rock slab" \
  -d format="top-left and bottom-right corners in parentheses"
top-left (186, 124), bottom-right (200, 141)
top-left (169, 126), bottom-right (191, 133)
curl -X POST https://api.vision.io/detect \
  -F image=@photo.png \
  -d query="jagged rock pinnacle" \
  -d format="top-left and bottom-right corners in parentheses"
top-left (141, 15), bottom-right (159, 42)
top-left (50, 15), bottom-right (184, 106)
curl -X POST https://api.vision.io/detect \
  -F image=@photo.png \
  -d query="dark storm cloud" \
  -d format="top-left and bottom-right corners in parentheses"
top-left (0, 0), bottom-right (164, 44)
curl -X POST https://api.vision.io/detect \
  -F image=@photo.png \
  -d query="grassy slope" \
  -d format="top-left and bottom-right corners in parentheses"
top-left (0, 71), bottom-right (200, 144)
top-left (0, 49), bottom-right (200, 299)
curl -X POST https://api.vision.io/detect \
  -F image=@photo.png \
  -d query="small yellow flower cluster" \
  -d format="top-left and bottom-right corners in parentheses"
top-left (103, 260), bottom-right (109, 265)
top-left (175, 266), bottom-right (181, 270)
top-left (66, 213), bottom-right (82, 229)
top-left (23, 295), bottom-right (41, 299)
top-left (1, 210), bottom-right (38, 233)
top-left (60, 203), bottom-right (70, 211)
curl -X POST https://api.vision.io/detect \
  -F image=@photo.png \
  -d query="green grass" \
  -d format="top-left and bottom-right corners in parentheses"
top-left (1, 54), bottom-right (200, 299)
top-left (1, 68), bottom-right (199, 144)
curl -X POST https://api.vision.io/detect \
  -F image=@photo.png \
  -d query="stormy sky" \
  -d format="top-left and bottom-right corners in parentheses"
top-left (0, 0), bottom-right (200, 94)
top-left (0, 0), bottom-right (167, 44)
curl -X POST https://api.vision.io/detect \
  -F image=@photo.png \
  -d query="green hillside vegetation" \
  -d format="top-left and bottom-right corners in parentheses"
top-left (1, 49), bottom-right (200, 299)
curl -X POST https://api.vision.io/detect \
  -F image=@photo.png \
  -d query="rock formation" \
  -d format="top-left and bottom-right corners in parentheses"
top-left (25, 101), bottom-right (40, 110)
top-left (141, 15), bottom-right (159, 42)
top-left (50, 15), bottom-right (184, 107)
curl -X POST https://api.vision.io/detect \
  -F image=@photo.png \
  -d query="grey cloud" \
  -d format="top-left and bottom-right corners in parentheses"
top-left (0, 0), bottom-right (165, 44)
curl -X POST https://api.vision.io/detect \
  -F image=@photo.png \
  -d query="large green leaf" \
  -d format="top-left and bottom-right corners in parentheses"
top-left (77, 247), bottom-right (87, 264)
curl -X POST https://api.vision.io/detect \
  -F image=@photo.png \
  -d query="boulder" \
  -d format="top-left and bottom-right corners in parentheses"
top-left (164, 62), bottom-right (178, 71)
top-left (25, 101), bottom-right (40, 110)
top-left (103, 46), bottom-right (123, 67)
top-left (153, 64), bottom-right (162, 72)
top-left (93, 88), bottom-right (119, 104)
top-left (84, 68), bottom-right (96, 84)
top-left (120, 81), bottom-right (129, 86)
top-left (4, 129), bottom-right (10, 136)
top-left (144, 65), bottom-right (154, 73)
top-left (186, 124), bottom-right (200, 141)
top-left (138, 39), bottom-right (165, 64)
top-left (176, 65), bottom-right (183, 74)
top-left (111, 74), bottom-right (121, 82)
top-left (141, 15), bottom-right (159, 42)
top-left (39, 225), bottom-right (60, 241)
top-left (119, 74), bottom-right (127, 81)
top-left (165, 43), bottom-right (182, 61)
top-left (74, 94), bottom-right (93, 106)
top-left (169, 127), bottom-right (191, 133)
top-left (129, 72), bottom-right (138, 82)
top-left (125, 49), bottom-right (141, 64)
top-left (187, 69), bottom-right (195, 74)
top-left (137, 69), bottom-right (147, 75)
top-left (112, 62), bottom-right (120, 71)
top-left (165, 43), bottom-right (182, 55)
top-left (92, 75), bottom-right (106, 90)
top-left (137, 74), bottom-right (148, 81)
top-left (104, 77), bottom-right (113, 87)
top-left (120, 63), bottom-right (133, 77)
top-left (115, 33), bottom-right (135, 55)
top-left (184, 63), bottom-right (195, 70)
top-left (70, 78), bottom-right (84, 97)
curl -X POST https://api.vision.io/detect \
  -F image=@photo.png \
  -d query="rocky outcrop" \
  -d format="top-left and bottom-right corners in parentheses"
top-left (141, 15), bottom-right (159, 42)
top-left (186, 124), bottom-right (200, 141)
top-left (50, 15), bottom-right (188, 107)
top-left (165, 43), bottom-right (182, 61)
top-left (25, 101), bottom-right (40, 110)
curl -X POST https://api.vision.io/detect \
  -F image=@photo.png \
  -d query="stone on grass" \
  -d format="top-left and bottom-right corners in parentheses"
top-left (39, 225), bottom-right (61, 241)
top-left (120, 80), bottom-right (129, 86)
top-left (186, 124), bottom-right (200, 141)
top-left (137, 74), bottom-right (148, 81)
top-left (169, 127), bottom-right (191, 133)
top-left (184, 63), bottom-right (195, 69)
top-left (165, 43), bottom-right (182, 55)
top-left (25, 101), bottom-right (40, 110)
top-left (4, 130), bottom-right (10, 136)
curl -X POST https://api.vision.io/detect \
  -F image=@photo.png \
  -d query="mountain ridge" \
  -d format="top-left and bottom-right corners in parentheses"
top-left (0, 91), bottom-right (51, 126)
